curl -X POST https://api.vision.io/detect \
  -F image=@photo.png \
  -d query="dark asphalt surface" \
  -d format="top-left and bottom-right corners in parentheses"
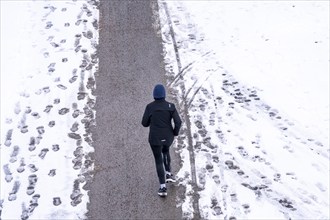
top-left (86, 1), bottom-right (181, 219)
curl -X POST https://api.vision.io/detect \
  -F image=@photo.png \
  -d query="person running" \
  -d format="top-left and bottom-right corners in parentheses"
top-left (142, 84), bottom-right (182, 197)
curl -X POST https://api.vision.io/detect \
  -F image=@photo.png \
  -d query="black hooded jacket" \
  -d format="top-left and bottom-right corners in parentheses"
top-left (142, 99), bottom-right (182, 146)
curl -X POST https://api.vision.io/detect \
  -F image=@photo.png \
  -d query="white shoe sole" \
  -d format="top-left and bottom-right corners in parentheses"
top-left (166, 179), bottom-right (176, 183)
top-left (158, 192), bottom-right (167, 197)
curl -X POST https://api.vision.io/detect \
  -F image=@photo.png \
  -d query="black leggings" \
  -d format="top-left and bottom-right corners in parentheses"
top-left (150, 145), bottom-right (171, 184)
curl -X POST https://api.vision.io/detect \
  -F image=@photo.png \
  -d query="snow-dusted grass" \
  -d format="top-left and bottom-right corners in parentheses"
top-left (1, 1), bottom-right (98, 219)
top-left (159, 1), bottom-right (329, 219)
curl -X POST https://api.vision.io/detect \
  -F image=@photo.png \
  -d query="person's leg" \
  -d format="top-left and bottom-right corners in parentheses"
top-left (162, 145), bottom-right (171, 173)
top-left (150, 145), bottom-right (166, 184)
top-left (162, 145), bottom-right (176, 183)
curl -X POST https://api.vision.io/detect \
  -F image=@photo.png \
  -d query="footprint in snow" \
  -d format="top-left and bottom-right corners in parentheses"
top-left (225, 160), bottom-right (239, 170)
top-left (50, 42), bottom-right (60, 48)
top-left (242, 203), bottom-right (251, 214)
top-left (251, 155), bottom-right (265, 163)
top-left (8, 181), bottom-right (20, 201)
top-left (57, 84), bottom-right (67, 90)
top-left (5, 118), bottom-right (13, 124)
top-left (84, 158), bottom-right (93, 169)
top-left (79, 59), bottom-right (88, 69)
top-left (48, 62), bottom-right (56, 72)
top-left (74, 34), bottom-right (81, 47)
top-left (72, 109), bottom-right (80, 118)
top-left (31, 112), bottom-right (40, 119)
top-left (205, 162), bottom-right (214, 172)
top-left (28, 164), bottom-right (38, 172)
top-left (43, 51), bottom-right (50, 58)
top-left (59, 108), bottom-right (70, 115)
top-left (25, 106), bottom-right (32, 114)
top-left (48, 120), bottom-right (55, 127)
top-left (211, 197), bottom-right (223, 216)
top-left (315, 182), bottom-right (327, 192)
top-left (14, 102), bottom-right (21, 114)
top-left (53, 197), bottom-right (62, 206)
top-left (17, 158), bottom-right (26, 173)
top-left (71, 122), bottom-right (79, 132)
top-left (29, 137), bottom-right (37, 151)
top-left (43, 87), bottom-right (50, 93)
top-left (282, 145), bottom-right (294, 153)
top-left (230, 193), bottom-right (238, 202)
top-left (45, 21), bottom-right (53, 29)
top-left (237, 146), bottom-right (248, 158)
top-left (20, 125), bottom-right (28, 133)
top-left (237, 170), bottom-right (245, 176)
top-left (38, 148), bottom-right (49, 159)
top-left (75, 45), bottom-right (82, 53)
top-left (69, 75), bottom-right (78, 83)
top-left (21, 204), bottom-right (29, 220)
top-left (48, 169), bottom-right (56, 177)
top-left (3, 164), bottom-right (13, 182)
top-left (279, 198), bottom-right (296, 210)
top-left (54, 98), bottom-right (60, 104)
top-left (68, 133), bottom-right (81, 140)
top-left (71, 179), bottom-right (83, 206)
top-left (28, 194), bottom-right (40, 213)
top-left (75, 19), bottom-right (82, 26)
top-left (286, 172), bottom-right (297, 180)
top-left (273, 173), bottom-right (281, 182)
top-left (9, 145), bottom-right (20, 163)
top-left (4, 129), bottom-right (13, 147)
top-left (44, 105), bottom-right (53, 113)
top-left (241, 183), bottom-right (269, 198)
top-left (72, 156), bottom-right (83, 170)
top-left (86, 77), bottom-right (96, 90)
top-left (212, 175), bottom-right (221, 184)
top-left (52, 144), bottom-right (60, 152)
top-left (221, 184), bottom-right (228, 193)
top-left (37, 126), bottom-right (45, 135)
top-left (26, 174), bottom-right (38, 195)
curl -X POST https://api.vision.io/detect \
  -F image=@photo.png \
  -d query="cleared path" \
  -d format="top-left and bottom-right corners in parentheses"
top-left (86, 0), bottom-right (181, 219)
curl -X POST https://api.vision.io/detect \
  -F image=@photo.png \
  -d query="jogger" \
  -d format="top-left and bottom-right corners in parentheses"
top-left (142, 84), bottom-right (182, 197)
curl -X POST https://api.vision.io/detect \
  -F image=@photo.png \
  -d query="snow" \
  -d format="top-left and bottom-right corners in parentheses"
top-left (1, 0), bottom-right (329, 219)
top-left (158, 1), bottom-right (329, 219)
top-left (1, 1), bottom-right (98, 219)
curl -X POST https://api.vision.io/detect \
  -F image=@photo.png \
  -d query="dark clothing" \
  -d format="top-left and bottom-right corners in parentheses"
top-left (142, 98), bottom-right (182, 185)
top-left (142, 99), bottom-right (182, 146)
top-left (150, 144), bottom-right (171, 184)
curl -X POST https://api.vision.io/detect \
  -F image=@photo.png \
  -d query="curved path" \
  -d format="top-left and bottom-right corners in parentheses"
top-left (86, 0), bottom-right (181, 219)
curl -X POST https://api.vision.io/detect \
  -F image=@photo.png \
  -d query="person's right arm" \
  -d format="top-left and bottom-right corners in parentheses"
top-left (142, 105), bottom-right (151, 127)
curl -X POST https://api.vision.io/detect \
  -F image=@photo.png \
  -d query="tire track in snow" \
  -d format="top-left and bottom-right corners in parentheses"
top-left (163, 2), bottom-right (201, 219)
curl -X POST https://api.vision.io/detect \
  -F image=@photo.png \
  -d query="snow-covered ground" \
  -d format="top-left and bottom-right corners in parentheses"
top-left (158, 1), bottom-right (329, 219)
top-left (1, 0), bottom-right (329, 220)
top-left (1, 1), bottom-right (98, 219)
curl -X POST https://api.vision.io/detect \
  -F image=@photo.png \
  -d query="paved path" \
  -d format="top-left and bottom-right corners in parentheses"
top-left (86, 1), bottom-right (181, 219)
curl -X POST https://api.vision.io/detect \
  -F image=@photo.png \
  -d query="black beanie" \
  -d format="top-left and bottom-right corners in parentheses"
top-left (153, 84), bottom-right (166, 99)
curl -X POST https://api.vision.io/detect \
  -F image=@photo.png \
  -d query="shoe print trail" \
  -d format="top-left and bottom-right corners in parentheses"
top-left (158, 1), bottom-right (329, 219)
top-left (0, 1), bottom-right (98, 219)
